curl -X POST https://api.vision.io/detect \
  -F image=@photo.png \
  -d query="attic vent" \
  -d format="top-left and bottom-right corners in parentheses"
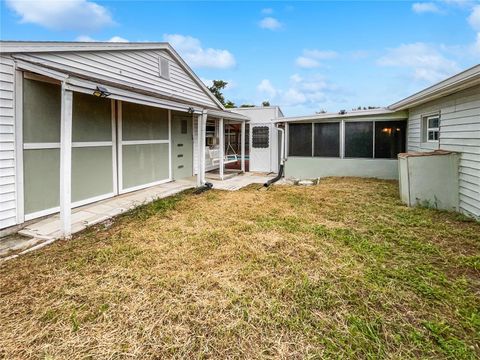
top-left (159, 56), bottom-right (170, 79)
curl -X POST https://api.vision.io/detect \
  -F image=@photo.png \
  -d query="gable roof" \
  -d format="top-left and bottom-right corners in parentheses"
top-left (0, 41), bottom-right (226, 111)
top-left (388, 64), bottom-right (480, 110)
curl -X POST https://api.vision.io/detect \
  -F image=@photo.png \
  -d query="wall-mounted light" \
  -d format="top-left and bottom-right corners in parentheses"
top-left (187, 107), bottom-right (195, 114)
top-left (93, 86), bottom-right (111, 98)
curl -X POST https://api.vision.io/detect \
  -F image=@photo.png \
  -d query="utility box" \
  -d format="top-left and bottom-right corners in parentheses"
top-left (398, 150), bottom-right (459, 211)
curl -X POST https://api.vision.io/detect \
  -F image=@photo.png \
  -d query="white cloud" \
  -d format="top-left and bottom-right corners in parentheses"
top-left (257, 79), bottom-right (277, 99)
top-left (76, 35), bottom-right (128, 42)
top-left (378, 43), bottom-right (460, 82)
top-left (261, 8), bottom-right (273, 14)
top-left (472, 32), bottom-right (480, 53)
top-left (108, 36), bottom-right (128, 43)
top-left (280, 74), bottom-right (337, 106)
top-left (412, 2), bottom-right (441, 13)
top-left (295, 49), bottom-right (338, 68)
top-left (163, 34), bottom-right (236, 69)
top-left (259, 17), bottom-right (282, 30)
top-left (6, 0), bottom-right (113, 31)
top-left (468, 5), bottom-right (480, 30)
top-left (295, 56), bottom-right (320, 68)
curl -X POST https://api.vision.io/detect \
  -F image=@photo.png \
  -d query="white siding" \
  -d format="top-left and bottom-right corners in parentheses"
top-left (407, 85), bottom-right (480, 219)
top-left (0, 54), bottom-right (16, 229)
top-left (14, 49), bottom-right (218, 109)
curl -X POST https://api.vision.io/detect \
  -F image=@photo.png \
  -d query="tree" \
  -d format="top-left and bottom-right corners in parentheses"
top-left (225, 100), bottom-right (236, 108)
top-left (240, 104), bottom-right (255, 108)
top-left (208, 80), bottom-right (228, 105)
top-left (262, 101), bottom-right (270, 107)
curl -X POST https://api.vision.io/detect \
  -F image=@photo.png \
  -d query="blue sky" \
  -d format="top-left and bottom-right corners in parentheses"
top-left (1, 0), bottom-right (479, 116)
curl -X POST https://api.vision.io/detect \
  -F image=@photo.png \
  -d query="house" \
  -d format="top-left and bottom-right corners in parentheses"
top-left (278, 64), bottom-right (480, 219)
top-left (233, 106), bottom-right (284, 173)
top-left (0, 41), bottom-right (249, 237)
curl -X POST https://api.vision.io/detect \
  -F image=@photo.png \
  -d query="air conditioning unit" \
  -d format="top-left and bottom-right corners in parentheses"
top-left (398, 150), bottom-right (459, 211)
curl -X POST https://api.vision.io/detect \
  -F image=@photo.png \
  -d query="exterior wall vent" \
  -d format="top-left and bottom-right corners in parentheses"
top-left (159, 56), bottom-right (170, 79)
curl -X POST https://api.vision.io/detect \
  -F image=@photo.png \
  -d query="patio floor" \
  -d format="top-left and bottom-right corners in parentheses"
top-left (1, 172), bottom-right (273, 260)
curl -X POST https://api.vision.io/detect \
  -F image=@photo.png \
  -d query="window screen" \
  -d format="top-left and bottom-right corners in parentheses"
top-left (252, 126), bottom-right (269, 148)
top-left (314, 122), bottom-right (340, 157)
top-left (289, 123), bottom-right (312, 156)
top-left (344, 122), bottom-right (373, 158)
top-left (374, 121), bottom-right (406, 159)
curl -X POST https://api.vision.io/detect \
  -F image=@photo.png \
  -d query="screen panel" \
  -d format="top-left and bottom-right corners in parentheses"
top-left (72, 147), bottom-right (113, 202)
top-left (23, 78), bottom-right (61, 143)
top-left (122, 102), bottom-right (168, 141)
top-left (314, 122), bottom-right (340, 157)
top-left (344, 122), bottom-right (373, 158)
top-left (289, 123), bottom-right (312, 157)
top-left (72, 93), bottom-right (112, 142)
top-left (24, 149), bottom-right (60, 214)
top-left (122, 143), bottom-right (169, 189)
top-left (374, 121), bottom-right (406, 159)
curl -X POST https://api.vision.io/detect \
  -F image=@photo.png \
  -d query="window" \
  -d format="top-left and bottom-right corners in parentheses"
top-left (252, 126), bottom-right (269, 148)
top-left (314, 122), bottom-right (340, 157)
top-left (344, 122), bottom-right (373, 158)
top-left (289, 123), bottom-right (312, 156)
top-left (181, 119), bottom-right (188, 134)
top-left (374, 121), bottom-right (406, 159)
top-left (423, 115), bottom-right (439, 142)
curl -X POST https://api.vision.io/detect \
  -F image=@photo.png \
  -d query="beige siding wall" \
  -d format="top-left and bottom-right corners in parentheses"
top-left (15, 49), bottom-right (218, 108)
top-left (407, 85), bottom-right (480, 218)
top-left (0, 54), bottom-right (16, 228)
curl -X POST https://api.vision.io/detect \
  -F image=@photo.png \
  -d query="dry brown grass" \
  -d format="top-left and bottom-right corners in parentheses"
top-left (1, 177), bottom-right (479, 359)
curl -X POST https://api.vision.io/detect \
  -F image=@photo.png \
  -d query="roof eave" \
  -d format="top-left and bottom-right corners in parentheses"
top-left (388, 64), bottom-right (480, 111)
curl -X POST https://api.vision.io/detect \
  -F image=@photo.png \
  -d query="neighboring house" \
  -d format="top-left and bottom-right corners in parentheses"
top-left (233, 106), bottom-right (284, 173)
top-left (279, 64), bottom-right (480, 219)
top-left (0, 41), bottom-right (248, 236)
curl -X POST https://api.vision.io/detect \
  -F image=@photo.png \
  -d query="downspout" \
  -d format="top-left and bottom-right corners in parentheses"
top-left (264, 124), bottom-right (285, 187)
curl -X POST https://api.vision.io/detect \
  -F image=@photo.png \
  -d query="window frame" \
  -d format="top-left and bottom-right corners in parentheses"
top-left (423, 114), bottom-right (440, 143)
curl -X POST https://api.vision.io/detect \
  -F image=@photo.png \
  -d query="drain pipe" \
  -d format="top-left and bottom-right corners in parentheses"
top-left (264, 124), bottom-right (285, 187)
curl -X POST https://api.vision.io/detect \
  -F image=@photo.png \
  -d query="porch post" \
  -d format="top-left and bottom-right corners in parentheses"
top-left (201, 111), bottom-right (208, 184)
top-left (60, 83), bottom-right (73, 238)
top-left (241, 120), bottom-right (246, 173)
top-left (219, 117), bottom-right (224, 180)
top-left (196, 113), bottom-right (202, 187)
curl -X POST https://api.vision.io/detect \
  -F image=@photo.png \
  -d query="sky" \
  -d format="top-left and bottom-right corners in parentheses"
top-left (1, 0), bottom-right (479, 116)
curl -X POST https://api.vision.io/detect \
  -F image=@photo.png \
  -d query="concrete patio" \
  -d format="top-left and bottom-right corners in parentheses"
top-left (0, 172), bottom-right (273, 260)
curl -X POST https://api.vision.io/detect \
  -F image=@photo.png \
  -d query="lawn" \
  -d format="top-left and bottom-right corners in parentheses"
top-left (1, 178), bottom-right (479, 359)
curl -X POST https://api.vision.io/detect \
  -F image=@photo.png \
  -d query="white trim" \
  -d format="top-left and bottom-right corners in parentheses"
top-left (111, 99), bottom-right (118, 195)
top-left (340, 120), bottom-right (345, 159)
top-left (15, 68), bottom-right (25, 224)
top-left (72, 141), bottom-right (113, 148)
top-left (241, 121), bottom-right (246, 172)
top-left (121, 139), bottom-right (169, 145)
top-left (24, 206), bottom-right (59, 221)
top-left (64, 77), bottom-right (206, 114)
top-left (119, 178), bottom-right (171, 195)
top-left (117, 101), bottom-right (123, 192)
top-left (15, 60), bottom-right (68, 81)
top-left (201, 112), bottom-right (207, 184)
top-left (168, 109), bottom-right (172, 180)
top-left (59, 85), bottom-right (73, 238)
top-left (24, 142), bottom-right (61, 149)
